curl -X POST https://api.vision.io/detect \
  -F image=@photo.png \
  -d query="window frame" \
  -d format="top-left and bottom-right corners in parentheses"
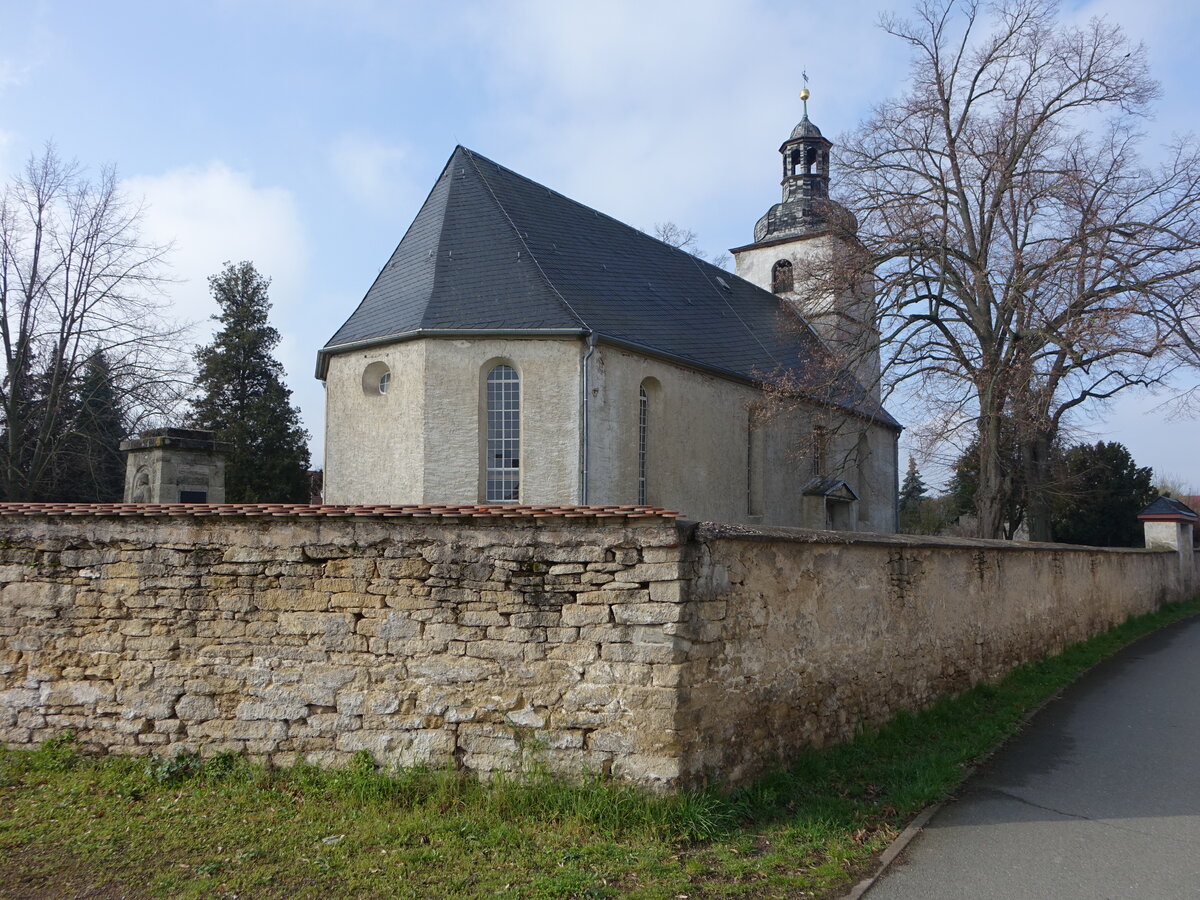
top-left (483, 363), bottom-right (521, 503)
top-left (772, 259), bottom-right (794, 293)
top-left (638, 385), bottom-right (648, 505)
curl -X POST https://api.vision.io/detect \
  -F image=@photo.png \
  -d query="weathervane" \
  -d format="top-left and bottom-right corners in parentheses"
top-left (800, 69), bottom-right (811, 118)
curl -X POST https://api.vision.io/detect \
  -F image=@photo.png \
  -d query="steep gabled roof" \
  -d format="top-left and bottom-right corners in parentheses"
top-left (320, 146), bottom-right (899, 429)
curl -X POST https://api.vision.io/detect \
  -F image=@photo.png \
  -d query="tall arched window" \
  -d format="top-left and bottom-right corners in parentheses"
top-left (856, 432), bottom-right (871, 524)
top-left (485, 364), bottom-right (520, 502)
top-left (638, 385), bottom-right (648, 505)
top-left (810, 425), bottom-right (827, 477)
top-left (772, 259), bottom-right (794, 293)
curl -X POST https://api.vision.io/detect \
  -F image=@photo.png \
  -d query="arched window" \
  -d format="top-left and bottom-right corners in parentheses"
top-left (638, 385), bottom-right (648, 505)
top-left (810, 425), bottom-right (827, 477)
top-left (772, 259), bottom-right (794, 293)
top-left (856, 432), bottom-right (871, 524)
top-left (485, 364), bottom-right (520, 502)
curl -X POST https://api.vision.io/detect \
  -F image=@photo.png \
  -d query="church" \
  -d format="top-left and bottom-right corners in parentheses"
top-left (317, 98), bottom-right (901, 530)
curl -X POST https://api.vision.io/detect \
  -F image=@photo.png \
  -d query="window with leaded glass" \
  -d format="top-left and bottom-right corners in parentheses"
top-left (485, 364), bottom-right (520, 502)
top-left (638, 385), bottom-right (648, 505)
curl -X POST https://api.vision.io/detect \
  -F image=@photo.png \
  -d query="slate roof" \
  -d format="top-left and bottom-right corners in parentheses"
top-left (320, 145), bottom-right (898, 428)
top-left (1137, 496), bottom-right (1198, 520)
top-left (787, 116), bottom-right (825, 141)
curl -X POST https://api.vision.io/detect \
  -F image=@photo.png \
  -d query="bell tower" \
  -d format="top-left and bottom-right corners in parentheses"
top-left (731, 86), bottom-right (880, 401)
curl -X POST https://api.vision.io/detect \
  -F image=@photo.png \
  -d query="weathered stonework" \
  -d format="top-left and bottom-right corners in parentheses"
top-left (0, 509), bottom-right (1187, 789)
top-left (121, 429), bottom-right (230, 503)
top-left (676, 525), bottom-right (1181, 784)
top-left (0, 513), bottom-right (690, 786)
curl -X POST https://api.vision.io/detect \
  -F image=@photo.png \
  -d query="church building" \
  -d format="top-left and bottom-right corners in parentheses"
top-left (318, 98), bottom-right (901, 529)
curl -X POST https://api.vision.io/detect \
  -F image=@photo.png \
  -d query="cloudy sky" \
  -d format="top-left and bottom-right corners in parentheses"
top-left (1, 0), bottom-right (1197, 488)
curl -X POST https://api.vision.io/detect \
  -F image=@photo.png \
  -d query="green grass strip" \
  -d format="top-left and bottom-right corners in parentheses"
top-left (1, 597), bottom-right (1196, 899)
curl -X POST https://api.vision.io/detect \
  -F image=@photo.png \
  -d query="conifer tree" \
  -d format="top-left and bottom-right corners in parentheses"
top-left (190, 262), bottom-right (310, 502)
top-left (1052, 442), bottom-right (1156, 547)
top-left (898, 456), bottom-right (927, 533)
top-left (43, 352), bottom-right (129, 501)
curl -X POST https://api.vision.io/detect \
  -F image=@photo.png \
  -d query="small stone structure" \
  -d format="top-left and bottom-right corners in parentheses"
top-left (120, 429), bottom-right (230, 504)
top-left (0, 503), bottom-right (1189, 789)
top-left (1139, 497), bottom-right (1198, 585)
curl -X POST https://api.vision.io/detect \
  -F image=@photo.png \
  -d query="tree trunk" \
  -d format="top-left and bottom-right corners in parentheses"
top-left (974, 411), bottom-right (1009, 539)
top-left (1022, 429), bottom-right (1055, 542)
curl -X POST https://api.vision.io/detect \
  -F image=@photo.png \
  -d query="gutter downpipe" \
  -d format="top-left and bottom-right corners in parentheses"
top-left (580, 332), bottom-right (598, 505)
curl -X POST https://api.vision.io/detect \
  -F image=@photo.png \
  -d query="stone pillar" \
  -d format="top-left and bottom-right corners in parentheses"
top-left (120, 429), bottom-right (231, 503)
top-left (1138, 497), bottom-right (1198, 596)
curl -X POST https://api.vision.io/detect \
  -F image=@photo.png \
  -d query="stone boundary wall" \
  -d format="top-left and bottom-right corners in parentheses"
top-left (678, 525), bottom-right (1183, 784)
top-left (0, 509), bottom-right (1187, 788)
top-left (0, 513), bottom-right (691, 786)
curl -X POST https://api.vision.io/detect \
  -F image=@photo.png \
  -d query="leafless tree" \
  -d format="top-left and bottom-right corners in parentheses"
top-left (0, 145), bottom-right (189, 500)
top-left (652, 221), bottom-right (733, 270)
top-left (814, 0), bottom-right (1200, 539)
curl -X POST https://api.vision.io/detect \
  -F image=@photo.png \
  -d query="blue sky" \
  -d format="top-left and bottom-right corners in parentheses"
top-left (1, 0), bottom-right (1197, 489)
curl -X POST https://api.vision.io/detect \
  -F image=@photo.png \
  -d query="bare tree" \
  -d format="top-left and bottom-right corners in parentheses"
top-left (652, 221), bottom-right (732, 270)
top-left (817, 0), bottom-right (1200, 539)
top-left (0, 145), bottom-right (188, 500)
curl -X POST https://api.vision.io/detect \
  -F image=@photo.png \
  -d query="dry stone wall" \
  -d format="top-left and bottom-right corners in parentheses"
top-left (0, 513), bottom-right (690, 787)
top-left (0, 509), bottom-right (1189, 789)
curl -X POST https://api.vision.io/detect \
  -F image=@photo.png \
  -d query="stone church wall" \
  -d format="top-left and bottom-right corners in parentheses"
top-left (0, 510), bottom-right (1184, 789)
top-left (322, 336), bottom-right (898, 531)
top-left (586, 344), bottom-right (898, 531)
top-left (323, 338), bottom-right (583, 506)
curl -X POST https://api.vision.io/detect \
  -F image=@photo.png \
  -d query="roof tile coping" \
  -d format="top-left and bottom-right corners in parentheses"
top-left (0, 502), bottom-right (679, 521)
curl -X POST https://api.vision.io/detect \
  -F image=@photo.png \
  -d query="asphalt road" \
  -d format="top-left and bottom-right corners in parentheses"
top-left (866, 614), bottom-right (1200, 899)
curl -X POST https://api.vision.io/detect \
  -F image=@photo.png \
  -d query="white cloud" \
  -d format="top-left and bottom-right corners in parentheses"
top-left (329, 133), bottom-right (423, 212)
top-left (123, 163), bottom-right (308, 340)
top-left (122, 163), bottom-right (321, 456)
top-left (451, 0), bottom-right (906, 258)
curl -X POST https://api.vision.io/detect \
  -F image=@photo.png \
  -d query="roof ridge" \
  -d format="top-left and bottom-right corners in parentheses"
top-left (461, 147), bottom-right (591, 332)
top-left (316, 152), bottom-right (457, 373)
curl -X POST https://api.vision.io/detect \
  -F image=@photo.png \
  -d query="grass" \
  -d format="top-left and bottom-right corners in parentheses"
top-left (2, 598), bottom-right (1197, 900)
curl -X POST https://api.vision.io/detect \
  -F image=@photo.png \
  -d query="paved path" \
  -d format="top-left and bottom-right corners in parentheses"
top-left (866, 614), bottom-right (1200, 899)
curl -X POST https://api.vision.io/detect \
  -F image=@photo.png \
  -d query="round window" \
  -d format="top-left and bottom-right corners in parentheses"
top-left (361, 361), bottom-right (392, 397)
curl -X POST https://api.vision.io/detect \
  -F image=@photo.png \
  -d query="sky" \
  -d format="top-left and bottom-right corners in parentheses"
top-left (1, 0), bottom-right (1197, 490)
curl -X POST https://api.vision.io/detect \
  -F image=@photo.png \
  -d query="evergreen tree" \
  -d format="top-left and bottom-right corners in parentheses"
top-left (42, 352), bottom-right (129, 501)
top-left (190, 262), bottom-right (310, 502)
top-left (1052, 442), bottom-right (1156, 547)
top-left (73, 352), bottom-right (130, 501)
top-left (898, 456), bottom-right (927, 533)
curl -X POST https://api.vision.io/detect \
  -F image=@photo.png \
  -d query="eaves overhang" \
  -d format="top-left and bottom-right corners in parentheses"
top-left (316, 327), bottom-right (902, 432)
top-left (315, 327), bottom-right (589, 379)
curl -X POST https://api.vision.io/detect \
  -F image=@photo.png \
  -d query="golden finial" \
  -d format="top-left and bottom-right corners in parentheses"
top-left (800, 70), bottom-right (810, 117)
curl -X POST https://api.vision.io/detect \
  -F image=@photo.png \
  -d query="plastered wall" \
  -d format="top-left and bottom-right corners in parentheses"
top-left (677, 525), bottom-right (1182, 784)
top-left (585, 344), bottom-right (897, 530)
top-left (323, 338), bottom-right (582, 506)
top-left (321, 336), bottom-right (897, 529)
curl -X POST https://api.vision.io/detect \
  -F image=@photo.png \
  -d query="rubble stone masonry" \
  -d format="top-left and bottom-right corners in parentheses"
top-left (0, 507), bottom-right (1186, 788)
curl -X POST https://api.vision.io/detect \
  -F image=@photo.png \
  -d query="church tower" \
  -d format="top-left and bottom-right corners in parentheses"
top-left (731, 88), bottom-right (880, 400)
